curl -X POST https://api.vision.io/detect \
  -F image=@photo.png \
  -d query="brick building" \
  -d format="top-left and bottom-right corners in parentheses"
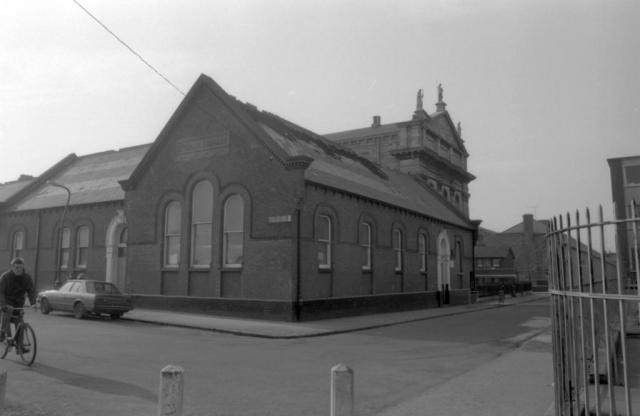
top-left (0, 74), bottom-right (478, 321)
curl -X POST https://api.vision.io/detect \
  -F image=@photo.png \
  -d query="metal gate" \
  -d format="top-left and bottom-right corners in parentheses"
top-left (548, 203), bottom-right (640, 415)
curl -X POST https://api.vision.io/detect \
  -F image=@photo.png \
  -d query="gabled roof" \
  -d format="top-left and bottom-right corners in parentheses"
top-left (0, 177), bottom-right (35, 203)
top-left (11, 144), bottom-right (149, 211)
top-left (502, 219), bottom-right (550, 234)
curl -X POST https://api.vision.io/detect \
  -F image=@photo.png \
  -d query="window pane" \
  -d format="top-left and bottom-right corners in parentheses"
top-left (13, 231), bottom-right (24, 250)
top-left (317, 216), bottom-right (330, 241)
top-left (625, 165), bottom-right (640, 185)
top-left (317, 215), bottom-right (331, 267)
top-left (224, 196), bottom-right (244, 231)
top-left (192, 181), bottom-right (213, 222)
top-left (76, 226), bottom-right (89, 267)
top-left (166, 202), bottom-right (181, 235)
top-left (164, 202), bottom-right (181, 267)
top-left (165, 236), bottom-right (180, 266)
top-left (225, 232), bottom-right (244, 265)
top-left (61, 228), bottom-right (71, 248)
top-left (192, 223), bottom-right (212, 266)
top-left (77, 226), bottom-right (89, 247)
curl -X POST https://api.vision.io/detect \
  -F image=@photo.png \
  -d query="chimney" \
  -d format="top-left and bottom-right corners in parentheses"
top-left (435, 83), bottom-right (447, 112)
top-left (372, 115), bottom-right (381, 127)
top-left (523, 213), bottom-right (535, 244)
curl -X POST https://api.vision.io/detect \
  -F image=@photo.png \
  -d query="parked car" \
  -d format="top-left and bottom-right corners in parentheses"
top-left (37, 279), bottom-right (134, 320)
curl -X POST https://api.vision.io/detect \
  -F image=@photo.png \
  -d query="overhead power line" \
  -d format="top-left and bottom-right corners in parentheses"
top-left (72, 0), bottom-right (186, 96)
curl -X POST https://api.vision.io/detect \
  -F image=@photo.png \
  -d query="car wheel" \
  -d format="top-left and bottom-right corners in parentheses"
top-left (73, 302), bottom-right (86, 319)
top-left (40, 298), bottom-right (51, 315)
top-left (110, 313), bottom-right (122, 320)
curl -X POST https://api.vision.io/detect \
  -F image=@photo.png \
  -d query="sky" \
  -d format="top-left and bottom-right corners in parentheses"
top-left (1, 0), bottom-right (638, 233)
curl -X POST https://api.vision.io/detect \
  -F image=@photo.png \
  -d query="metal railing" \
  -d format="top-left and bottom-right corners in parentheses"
top-left (547, 203), bottom-right (640, 416)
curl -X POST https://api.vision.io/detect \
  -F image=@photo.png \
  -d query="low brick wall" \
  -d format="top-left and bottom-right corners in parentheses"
top-left (132, 289), bottom-right (471, 322)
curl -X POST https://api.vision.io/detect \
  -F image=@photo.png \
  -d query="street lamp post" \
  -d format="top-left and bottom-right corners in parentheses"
top-left (47, 181), bottom-right (71, 289)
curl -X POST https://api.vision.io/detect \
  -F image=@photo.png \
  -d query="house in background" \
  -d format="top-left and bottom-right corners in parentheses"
top-left (0, 74), bottom-right (478, 321)
top-left (474, 244), bottom-right (518, 295)
top-left (608, 155), bottom-right (640, 286)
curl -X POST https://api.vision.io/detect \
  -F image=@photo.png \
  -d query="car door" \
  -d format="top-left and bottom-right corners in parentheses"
top-left (56, 281), bottom-right (78, 311)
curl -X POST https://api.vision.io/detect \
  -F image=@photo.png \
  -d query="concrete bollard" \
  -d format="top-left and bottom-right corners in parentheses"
top-left (331, 363), bottom-right (354, 416)
top-left (158, 365), bottom-right (184, 416)
top-left (0, 371), bottom-right (6, 409)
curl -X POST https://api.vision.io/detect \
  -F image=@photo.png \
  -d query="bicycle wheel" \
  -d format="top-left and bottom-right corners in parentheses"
top-left (17, 323), bottom-right (37, 366)
top-left (0, 336), bottom-right (9, 359)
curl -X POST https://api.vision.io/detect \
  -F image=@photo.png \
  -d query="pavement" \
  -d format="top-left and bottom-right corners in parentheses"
top-left (122, 291), bottom-right (550, 339)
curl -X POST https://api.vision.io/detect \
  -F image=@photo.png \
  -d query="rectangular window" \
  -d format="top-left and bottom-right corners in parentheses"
top-left (624, 165), bottom-right (640, 186)
top-left (317, 215), bottom-right (332, 269)
top-left (76, 226), bottom-right (89, 268)
top-left (12, 231), bottom-right (24, 259)
top-left (61, 227), bottom-right (71, 269)
top-left (359, 222), bottom-right (371, 270)
top-left (190, 181), bottom-right (213, 267)
top-left (394, 229), bottom-right (403, 272)
top-left (223, 195), bottom-right (244, 267)
top-left (492, 258), bottom-right (501, 268)
top-left (164, 202), bottom-right (181, 267)
top-left (419, 234), bottom-right (427, 272)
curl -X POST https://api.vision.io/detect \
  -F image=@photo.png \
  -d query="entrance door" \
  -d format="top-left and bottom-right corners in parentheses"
top-left (116, 227), bottom-right (127, 290)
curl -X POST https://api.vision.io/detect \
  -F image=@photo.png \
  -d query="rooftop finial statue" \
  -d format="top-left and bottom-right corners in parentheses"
top-left (438, 83), bottom-right (443, 102)
top-left (416, 89), bottom-right (424, 111)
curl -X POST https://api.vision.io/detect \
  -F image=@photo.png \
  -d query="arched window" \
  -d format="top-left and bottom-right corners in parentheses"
top-left (419, 233), bottom-right (427, 273)
top-left (359, 222), bottom-right (372, 270)
top-left (12, 230), bottom-right (24, 259)
top-left (223, 195), bottom-right (244, 267)
top-left (164, 201), bottom-right (182, 267)
top-left (75, 226), bottom-right (90, 268)
top-left (317, 215), bottom-right (332, 269)
top-left (191, 181), bottom-right (213, 267)
top-left (59, 227), bottom-right (71, 270)
top-left (393, 228), bottom-right (403, 272)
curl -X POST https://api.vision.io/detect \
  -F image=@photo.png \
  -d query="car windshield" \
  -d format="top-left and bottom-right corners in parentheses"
top-left (86, 282), bottom-right (121, 295)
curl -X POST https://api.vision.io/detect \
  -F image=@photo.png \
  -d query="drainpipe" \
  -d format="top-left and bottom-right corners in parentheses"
top-left (294, 207), bottom-right (302, 321)
top-left (33, 211), bottom-right (42, 291)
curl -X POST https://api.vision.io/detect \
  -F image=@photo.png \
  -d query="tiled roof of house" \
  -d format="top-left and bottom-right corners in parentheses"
top-left (12, 144), bottom-right (150, 211)
top-left (501, 220), bottom-right (550, 234)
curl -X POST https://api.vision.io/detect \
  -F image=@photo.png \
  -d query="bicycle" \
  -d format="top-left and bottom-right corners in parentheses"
top-left (0, 306), bottom-right (37, 366)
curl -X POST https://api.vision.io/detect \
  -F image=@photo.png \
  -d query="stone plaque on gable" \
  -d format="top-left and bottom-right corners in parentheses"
top-left (175, 131), bottom-right (230, 162)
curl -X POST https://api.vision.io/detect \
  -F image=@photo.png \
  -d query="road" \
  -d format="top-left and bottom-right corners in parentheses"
top-left (2, 297), bottom-right (551, 416)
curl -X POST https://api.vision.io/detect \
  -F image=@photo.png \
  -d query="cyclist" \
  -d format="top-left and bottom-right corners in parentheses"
top-left (0, 257), bottom-right (37, 343)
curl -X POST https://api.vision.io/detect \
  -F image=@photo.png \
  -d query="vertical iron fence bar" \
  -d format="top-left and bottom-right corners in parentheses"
top-left (575, 210), bottom-right (590, 412)
top-left (558, 215), bottom-right (572, 413)
top-left (549, 217), bottom-right (565, 415)
top-left (598, 205), bottom-right (616, 416)
top-left (586, 208), bottom-right (601, 416)
top-left (613, 211), bottom-right (632, 415)
top-left (631, 200), bottom-right (640, 325)
top-left (565, 213), bottom-right (580, 414)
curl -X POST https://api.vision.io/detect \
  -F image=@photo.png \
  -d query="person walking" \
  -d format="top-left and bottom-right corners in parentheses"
top-left (0, 257), bottom-right (37, 341)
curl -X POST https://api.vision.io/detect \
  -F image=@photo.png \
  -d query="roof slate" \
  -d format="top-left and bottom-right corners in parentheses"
top-left (242, 104), bottom-right (471, 228)
top-left (0, 179), bottom-right (34, 203)
top-left (12, 145), bottom-right (150, 211)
